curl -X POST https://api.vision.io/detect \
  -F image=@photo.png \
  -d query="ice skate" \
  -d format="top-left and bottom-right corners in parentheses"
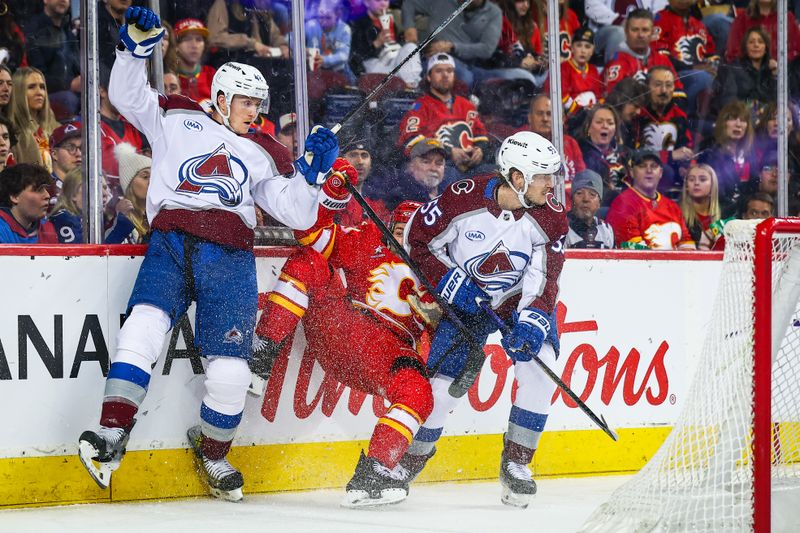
top-left (396, 446), bottom-right (436, 484)
top-left (187, 425), bottom-right (244, 502)
top-left (499, 454), bottom-right (537, 509)
top-left (78, 422), bottom-right (134, 489)
top-left (248, 335), bottom-right (282, 396)
top-left (342, 451), bottom-right (409, 508)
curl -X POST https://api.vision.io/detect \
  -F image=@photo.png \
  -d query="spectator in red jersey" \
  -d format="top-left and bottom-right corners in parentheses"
top-left (546, 27), bottom-right (603, 125)
top-left (530, 0), bottom-right (581, 63)
top-left (0, 65), bottom-right (13, 118)
top-left (606, 149), bottom-right (695, 249)
top-left (338, 139), bottom-right (390, 226)
top-left (712, 27), bottom-right (777, 117)
top-left (173, 19), bottom-right (216, 105)
top-left (383, 137), bottom-right (447, 210)
top-left (0, 114), bottom-right (16, 171)
top-left (0, 163), bottom-right (58, 244)
top-left (680, 163), bottom-right (721, 247)
top-left (697, 99), bottom-right (755, 217)
top-left (604, 8), bottom-right (687, 109)
top-left (605, 78), bottom-right (648, 148)
top-left (725, 0), bottom-right (800, 64)
top-left (9, 67), bottom-right (60, 172)
top-left (48, 121), bottom-right (82, 205)
top-left (398, 54), bottom-right (491, 179)
top-left (578, 104), bottom-right (630, 206)
top-left (0, 1), bottom-right (27, 71)
top-left (163, 71), bottom-right (182, 96)
top-left (496, 0), bottom-right (546, 75)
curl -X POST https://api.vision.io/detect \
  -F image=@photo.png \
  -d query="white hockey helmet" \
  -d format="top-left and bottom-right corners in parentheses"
top-left (211, 62), bottom-right (270, 129)
top-left (496, 131), bottom-right (562, 208)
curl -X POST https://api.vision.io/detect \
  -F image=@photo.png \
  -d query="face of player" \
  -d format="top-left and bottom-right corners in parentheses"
top-left (364, 0), bottom-right (390, 16)
top-left (743, 199), bottom-right (773, 219)
top-left (587, 108), bottom-right (616, 148)
top-left (685, 166), bottom-right (712, 201)
top-left (0, 124), bottom-right (9, 164)
top-left (518, 171), bottom-right (554, 207)
top-left (26, 72), bottom-right (47, 112)
top-left (528, 97), bottom-right (552, 136)
top-left (410, 151), bottom-right (445, 190)
top-left (344, 149), bottom-right (372, 182)
top-left (745, 31), bottom-right (766, 61)
top-left (0, 69), bottom-right (12, 107)
top-left (52, 138), bottom-right (82, 174)
top-left (648, 69), bottom-right (675, 108)
top-left (759, 165), bottom-right (778, 194)
top-left (427, 65), bottom-right (455, 95)
top-left (163, 73), bottom-right (181, 95)
top-left (177, 32), bottom-right (205, 66)
top-left (631, 159), bottom-right (663, 197)
top-left (392, 221), bottom-right (406, 242)
top-left (227, 95), bottom-right (262, 134)
top-left (571, 188), bottom-right (600, 222)
top-left (767, 110), bottom-right (793, 138)
top-left (514, 0), bottom-right (530, 16)
top-left (572, 41), bottom-right (594, 65)
top-left (625, 18), bottom-right (654, 55)
top-left (130, 168), bottom-right (151, 202)
top-left (724, 116), bottom-right (747, 141)
top-left (11, 183), bottom-right (50, 226)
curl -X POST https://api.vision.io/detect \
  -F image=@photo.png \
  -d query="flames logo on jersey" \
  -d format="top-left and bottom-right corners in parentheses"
top-left (674, 34), bottom-right (707, 65)
top-left (365, 262), bottom-right (416, 317)
top-left (435, 121), bottom-right (477, 151)
top-left (641, 123), bottom-right (678, 151)
top-left (177, 143), bottom-right (248, 206)
top-left (464, 241), bottom-right (529, 292)
top-left (644, 221), bottom-right (682, 249)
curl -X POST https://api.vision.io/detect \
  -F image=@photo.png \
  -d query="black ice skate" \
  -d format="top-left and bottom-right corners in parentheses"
top-left (248, 335), bottom-right (283, 396)
top-left (78, 422), bottom-right (135, 489)
top-left (342, 451), bottom-right (409, 508)
top-left (396, 446), bottom-right (437, 484)
top-left (187, 425), bottom-right (244, 502)
top-left (499, 453), bottom-right (537, 509)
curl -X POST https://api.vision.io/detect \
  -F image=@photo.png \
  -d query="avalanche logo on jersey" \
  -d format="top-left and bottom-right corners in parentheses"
top-left (365, 262), bottom-right (416, 317)
top-left (176, 143), bottom-right (248, 207)
top-left (464, 241), bottom-right (529, 293)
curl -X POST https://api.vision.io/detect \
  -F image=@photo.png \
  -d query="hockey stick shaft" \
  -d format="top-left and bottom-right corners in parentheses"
top-left (479, 301), bottom-right (619, 441)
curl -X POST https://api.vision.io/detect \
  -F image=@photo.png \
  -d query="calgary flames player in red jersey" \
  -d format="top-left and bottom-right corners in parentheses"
top-left (248, 159), bottom-right (438, 507)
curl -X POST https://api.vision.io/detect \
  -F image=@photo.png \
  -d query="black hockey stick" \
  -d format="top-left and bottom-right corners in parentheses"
top-left (479, 301), bottom-right (619, 441)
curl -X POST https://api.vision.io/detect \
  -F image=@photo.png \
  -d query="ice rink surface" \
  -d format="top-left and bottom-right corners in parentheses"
top-left (1, 475), bottom-right (628, 533)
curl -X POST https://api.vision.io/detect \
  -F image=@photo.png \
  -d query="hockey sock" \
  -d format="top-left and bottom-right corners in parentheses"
top-left (407, 374), bottom-right (460, 456)
top-left (101, 357), bottom-right (149, 428)
top-left (200, 357), bottom-right (250, 460)
top-left (256, 271), bottom-right (310, 343)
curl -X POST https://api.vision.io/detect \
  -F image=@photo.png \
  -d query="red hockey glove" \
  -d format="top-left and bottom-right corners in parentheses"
top-left (320, 158), bottom-right (358, 210)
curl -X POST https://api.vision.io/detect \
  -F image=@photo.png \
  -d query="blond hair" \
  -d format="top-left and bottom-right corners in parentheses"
top-left (681, 163), bottom-right (721, 229)
top-left (9, 67), bottom-right (59, 168)
top-left (51, 167), bottom-right (83, 216)
top-left (123, 174), bottom-right (150, 241)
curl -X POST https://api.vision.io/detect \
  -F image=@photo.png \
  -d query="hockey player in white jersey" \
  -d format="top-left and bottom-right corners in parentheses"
top-left (78, 7), bottom-right (340, 502)
top-left (397, 131), bottom-right (569, 508)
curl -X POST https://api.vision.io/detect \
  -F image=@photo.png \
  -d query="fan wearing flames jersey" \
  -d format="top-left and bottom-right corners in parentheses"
top-left (248, 160), bottom-right (437, 507)
top-left (398, 53), bottom-right (491, 177)
top-left (397, 131), bottom-right (568, 509)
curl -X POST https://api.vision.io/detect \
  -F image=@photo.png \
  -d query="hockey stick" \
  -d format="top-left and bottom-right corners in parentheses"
top-left (479, 301), bottom-right (619, 441)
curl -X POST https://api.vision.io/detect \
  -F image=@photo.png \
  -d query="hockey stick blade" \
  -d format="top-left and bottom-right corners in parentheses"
top-left (480, 302), bottom-right (619, 442)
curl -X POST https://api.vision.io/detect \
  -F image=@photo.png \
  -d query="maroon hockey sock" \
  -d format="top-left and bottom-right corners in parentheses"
top-left (100, 400), bottom-right (138, 429)
top-left (503, 438), bottom-right (535, 465)
top-left (367, 423), bottom-right (412, 469)
top-left (201, 434), bottom-right (232, 460)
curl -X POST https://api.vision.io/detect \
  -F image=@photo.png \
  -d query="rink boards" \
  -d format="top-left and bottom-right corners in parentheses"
top-left (0, 245), bottom-right (722, 507)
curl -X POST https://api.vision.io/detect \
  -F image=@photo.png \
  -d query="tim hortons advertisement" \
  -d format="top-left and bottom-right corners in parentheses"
top-left (0, 251), bottom-right (722, 458)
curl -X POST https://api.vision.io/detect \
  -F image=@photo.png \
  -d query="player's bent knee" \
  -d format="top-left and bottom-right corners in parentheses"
top-left (281, 247), bottom-right (332, 290)
top-left (115, 303), bottom-right (171, 366)
top-left (204, 357), bottom-right (252, 415)
top-left (388, 366), bottom-right (434, 422)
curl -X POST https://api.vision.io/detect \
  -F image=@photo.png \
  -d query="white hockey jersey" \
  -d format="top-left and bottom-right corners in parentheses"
top-left (405, 175), bottom-right (568, 318)
top-left (109, 49), bottom-right (321, 249)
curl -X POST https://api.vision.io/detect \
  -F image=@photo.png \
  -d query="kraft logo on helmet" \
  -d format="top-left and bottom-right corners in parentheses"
top-left (176, 143), bottom-right (248, 207)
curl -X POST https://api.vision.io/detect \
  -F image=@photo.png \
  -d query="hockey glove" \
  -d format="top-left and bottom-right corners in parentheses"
top-left (295, 126), bottom-right (339, 185)
top-left (319, 158), bottom-right (358, 210)
top-left (501, 308), bottom-right (551, 363)
top-left (119, 7), bottom-right (165, 59)
top-left (436, 266), bottom-right (488, 316)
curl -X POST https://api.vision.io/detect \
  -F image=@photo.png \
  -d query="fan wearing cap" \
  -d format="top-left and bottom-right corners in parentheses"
top-left (338, 138), bottom-right (390, 227)
top-left (398, 53), bottom-right (490, 176)
top-left (173, 19), bottom-right (216, 104)
top-left (77, 6), bottom-right (340, 503)
top-left (115, 142), bottom-right (152, 243)
top-left (606, 148), bottom-right (694, 249)
top-left (544, 27), bottom-right (603, 119)
top-left (48, 122), bottom-right (82, 205)
top-left (248, 159), bottom-right (437, 507)
top-left (384, 137), bottom-right (447, 209)
top-left (566, 169), bottom-right (615, 248)
top-left (275, 112), bottom-right (297, 155)
top-left (400, 131), bottom-right (568, 509)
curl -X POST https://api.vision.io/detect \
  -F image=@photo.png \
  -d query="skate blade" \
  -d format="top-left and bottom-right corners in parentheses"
top-left (341, 488), bottom-right (407, 508)
top-left (248, 374), bottom-right (266, 397)
top-left (78, 440), bottom-right (116, 489)
top-left (500, 486), bottom-right (533, 509)
top-left (209, 486), bottom-right (243, 502)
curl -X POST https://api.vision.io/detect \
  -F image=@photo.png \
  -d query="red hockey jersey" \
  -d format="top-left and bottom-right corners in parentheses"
top-left (606, 186), bottom-right (694, 249)
top-left (296, 203), bottom-right (435, 346)
top-left (604, 49), bottom-right (685, 97)
top-left (179, 65), bottom-right (216, 105)
top-left (545, 59), bottom-right (603, 115)
top-left (653, 8), bottom-right (717, 70)
top-left (398, 93), bottom-right (490, 155)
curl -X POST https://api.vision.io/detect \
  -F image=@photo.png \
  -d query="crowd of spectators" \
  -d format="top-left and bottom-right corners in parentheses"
top-left (0, 0), bottom-right (797, 250)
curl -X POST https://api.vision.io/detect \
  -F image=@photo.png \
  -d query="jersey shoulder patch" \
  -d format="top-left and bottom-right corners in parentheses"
top-left (159, 94), bottom-right (204, 113)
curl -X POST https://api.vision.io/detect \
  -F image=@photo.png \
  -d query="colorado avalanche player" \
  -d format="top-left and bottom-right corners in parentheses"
top-left (77, 7), bottom-right (339, 502)
top-left (398, 131), bottom-right (568, 508)
top-left (248, 161), bottom-right (437, 507)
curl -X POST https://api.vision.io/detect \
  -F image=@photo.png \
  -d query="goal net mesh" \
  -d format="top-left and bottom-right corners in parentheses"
top-left (579, 219), bottom-right (800, 533)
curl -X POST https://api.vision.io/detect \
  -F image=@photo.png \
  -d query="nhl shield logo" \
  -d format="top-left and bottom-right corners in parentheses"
top-left (177, 143), bottom-right (248, 206)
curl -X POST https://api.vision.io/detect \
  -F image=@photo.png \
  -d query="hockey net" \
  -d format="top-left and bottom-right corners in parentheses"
top-left (579, 219), bottom-right (800, 533)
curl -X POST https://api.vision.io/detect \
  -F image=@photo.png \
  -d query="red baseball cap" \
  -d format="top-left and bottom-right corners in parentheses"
top-left (174, 18), bottom-right (209, 39)
top-left (49, 122), bottom-right (81, 148)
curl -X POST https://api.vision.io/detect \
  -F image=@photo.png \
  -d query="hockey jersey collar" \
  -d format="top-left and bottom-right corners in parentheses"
top-left (0, 207), bottom-right (43, 238)
top-left (483, 175), bottom-right (528, 221)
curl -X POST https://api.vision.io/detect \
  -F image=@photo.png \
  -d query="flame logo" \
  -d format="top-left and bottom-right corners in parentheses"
top-left (365, 262), bottom-right (417, 317)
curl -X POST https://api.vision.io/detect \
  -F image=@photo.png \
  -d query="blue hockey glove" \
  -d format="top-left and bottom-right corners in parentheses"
top-left (436, 266), bottom-right (488, 316)
top-left (119, 7), bottom-right (165, 59)
top-left (295, 126), bottom-right (339, 185)
top-left (501, 308), bottom-right (551, 362)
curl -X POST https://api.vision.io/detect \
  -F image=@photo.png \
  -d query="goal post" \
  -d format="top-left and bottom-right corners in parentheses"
top-left (579, 218), bottom-right (800, 533)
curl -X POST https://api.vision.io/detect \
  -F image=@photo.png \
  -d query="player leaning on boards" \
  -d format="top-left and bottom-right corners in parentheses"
top-left (77, 7), bottom-right (340, 502)
top-left (397, 131), bottom-right (568, 509)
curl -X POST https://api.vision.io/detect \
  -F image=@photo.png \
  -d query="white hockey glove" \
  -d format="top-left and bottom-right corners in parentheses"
top-left (119, 7), bottom-right (165, 59)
